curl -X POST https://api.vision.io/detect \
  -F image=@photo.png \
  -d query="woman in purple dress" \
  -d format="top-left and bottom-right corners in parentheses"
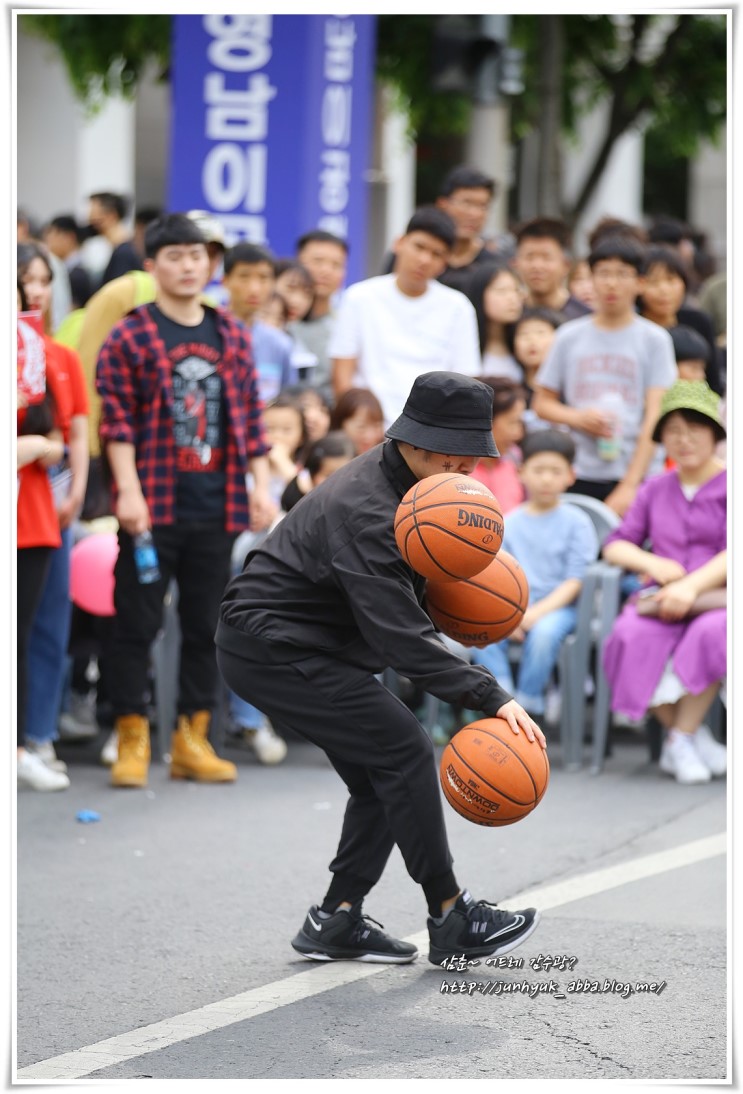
top-left (601, 381), bottom-right (727, 785)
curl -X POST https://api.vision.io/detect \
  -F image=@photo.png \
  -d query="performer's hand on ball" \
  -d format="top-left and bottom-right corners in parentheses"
top-left (497, 700), bottom-right (547, 750)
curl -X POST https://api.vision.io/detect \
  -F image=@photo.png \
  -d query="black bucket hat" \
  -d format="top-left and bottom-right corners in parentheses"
top-left (386, 372), bottom-right (499, 457)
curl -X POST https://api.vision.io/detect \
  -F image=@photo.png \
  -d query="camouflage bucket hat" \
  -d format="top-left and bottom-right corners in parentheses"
top-left (652, 379), bottom-right (726, 443)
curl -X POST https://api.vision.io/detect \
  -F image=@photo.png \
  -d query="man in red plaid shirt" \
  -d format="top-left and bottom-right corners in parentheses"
top-left (97, 213), bottom-right (275, 788)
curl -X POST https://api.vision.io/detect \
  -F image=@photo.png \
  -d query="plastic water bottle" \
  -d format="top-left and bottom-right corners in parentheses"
top-left (133, 530), bottom-right (161, 584)
top-left (596, 392), bottom-right (623, 462)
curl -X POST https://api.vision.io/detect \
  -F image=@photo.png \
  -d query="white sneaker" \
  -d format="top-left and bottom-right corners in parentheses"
top-left (24, 740), bottom-right (67, 773)
top-left (691, 724), bottom-right (727, 777)
top-left (17, 750), bottom-right (70, 791)
top-left (244, 722), bottom-right (288, 765)
top-left (100, 730), bottom-right (118, 767)
top-left (659, 730), bottom-right (712, 785)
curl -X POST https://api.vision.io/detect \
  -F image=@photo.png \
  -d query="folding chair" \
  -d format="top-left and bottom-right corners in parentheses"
top-left (416, 613), bottom-right (584, 767)
top-left (548, 495), bottom-right (622, 773)
top-left (414, 495), bottom-right (623, 769)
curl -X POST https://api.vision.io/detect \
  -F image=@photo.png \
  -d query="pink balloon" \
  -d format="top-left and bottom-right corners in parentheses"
top-left (69, 532), bottom-right (119, 616)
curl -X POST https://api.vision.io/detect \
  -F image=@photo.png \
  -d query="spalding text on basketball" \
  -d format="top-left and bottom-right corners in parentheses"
top-left (457, 510), bottom-right (504, 536)
top-left (449, 629), bottom-right (490, 644)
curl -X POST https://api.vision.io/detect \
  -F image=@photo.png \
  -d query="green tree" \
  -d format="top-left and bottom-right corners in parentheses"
top-left (20, 14), bottom-right (171, 103)
top-left (509, 13), bottom-right (727, 221)
top-left (20, 12), bottom-right (726, 221)
top-left (375, 15), bottom-right (472, 137)
top-left (377, 14), bottom-right (726, 221)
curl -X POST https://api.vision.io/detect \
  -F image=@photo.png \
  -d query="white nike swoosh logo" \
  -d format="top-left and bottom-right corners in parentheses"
top-left (484, 914), bottom-right (525, 942)
top-left (308, 914), bottom-right (322, 932)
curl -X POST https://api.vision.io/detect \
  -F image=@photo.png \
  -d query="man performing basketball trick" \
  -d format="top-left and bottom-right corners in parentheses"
top-left (216, 372), bottom-right (546, 965)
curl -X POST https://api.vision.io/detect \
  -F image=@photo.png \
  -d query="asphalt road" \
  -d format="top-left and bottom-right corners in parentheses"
top-left (14, 722), bottom-right (729, 1087)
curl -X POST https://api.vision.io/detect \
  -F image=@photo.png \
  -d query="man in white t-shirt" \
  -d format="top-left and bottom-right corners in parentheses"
top-left (330, 207), bottom-right (481, 427)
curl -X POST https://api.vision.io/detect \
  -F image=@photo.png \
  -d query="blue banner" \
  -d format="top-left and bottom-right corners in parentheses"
top-left (168, 15), bottom-right (377, 285)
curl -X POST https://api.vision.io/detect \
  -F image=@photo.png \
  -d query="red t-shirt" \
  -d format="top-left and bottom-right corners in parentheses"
top-left (43, 336), bottom-right (89, 440)
top-left (16, 338), bottom-right (88, 549)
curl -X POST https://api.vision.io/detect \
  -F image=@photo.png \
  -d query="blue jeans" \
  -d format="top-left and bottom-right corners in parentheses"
top-left (471, 605), bottom-right (577, 714)
top-left (25, 526), bottom-right (73, 744)
top-left (228, 528), bottom-right (269, 732)
top-left (230, 692), bottom-right (266, 730)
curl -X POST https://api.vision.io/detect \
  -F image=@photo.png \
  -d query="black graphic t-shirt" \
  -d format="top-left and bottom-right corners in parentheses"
top-left (150, 303), bottom-right (227, 522)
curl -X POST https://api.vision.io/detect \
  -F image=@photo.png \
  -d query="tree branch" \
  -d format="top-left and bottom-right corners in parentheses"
top-left (568, 15), bottom-right (694, 220)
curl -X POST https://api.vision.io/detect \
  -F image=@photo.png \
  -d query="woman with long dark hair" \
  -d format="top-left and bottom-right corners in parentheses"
top-left (17, 242), bottom-right (89, 787)
top-left (467, 261), bottom-right (525, 380)
top-left (329, 387), bottom-right (385, 455)
top-left (17, 275), bottom-right (68, 789)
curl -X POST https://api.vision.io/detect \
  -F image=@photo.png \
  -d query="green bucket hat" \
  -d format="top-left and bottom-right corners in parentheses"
top-left (652, 379), bottom-right (726, 443)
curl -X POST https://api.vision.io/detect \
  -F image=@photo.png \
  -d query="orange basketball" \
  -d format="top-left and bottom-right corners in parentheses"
top-left (394, 473), bottom-right (504, 582)
top-left (425, 549), bottom-right (529, 647)
top-left (440, 718), bottom-right (550, 827)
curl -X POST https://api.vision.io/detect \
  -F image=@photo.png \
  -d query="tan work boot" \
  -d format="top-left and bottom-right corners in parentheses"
top-left (110, 715), bottom-right (151, 788)
top-left (170, 711), bottom-right (237, 783)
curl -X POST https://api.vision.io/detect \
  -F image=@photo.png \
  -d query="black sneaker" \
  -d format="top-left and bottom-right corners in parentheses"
top-left (291, 904), bottom-right (418, 964)
top-left (427, 889), bottom-right (540, 966)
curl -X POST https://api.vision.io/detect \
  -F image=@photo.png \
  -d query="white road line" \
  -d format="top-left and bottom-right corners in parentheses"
top-left (507, 831), bottom-right (727, 912)
top-left (16, 833), bottom-right (726, 1081)
top-left (404, 831), bottom-right (727, 953)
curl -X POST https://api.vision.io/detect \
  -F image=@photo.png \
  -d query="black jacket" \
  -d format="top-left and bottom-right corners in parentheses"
top-left (217, 440), bottom-right (512, 714)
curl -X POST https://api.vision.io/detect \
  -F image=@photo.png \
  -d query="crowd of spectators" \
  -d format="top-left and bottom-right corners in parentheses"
top-left (16, 171), bottom-right (727, 792)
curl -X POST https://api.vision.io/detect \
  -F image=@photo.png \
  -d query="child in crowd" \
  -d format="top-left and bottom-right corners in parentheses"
top-left (601, 380), bottom-right (727, 785)
top-left (262, 393), bottom-right (310, 507)
top-left (329, 387), bottom-right (385, 454)
top-left (280, 431), bottom-right (357, 512)
top-left (467, 262), bottom-right (525, 380)
top-left (274, 260), bottom-right (315, 324)
top-left (470, 378), bottom-right (527, 514)
top-left (471, 429), bottom-right (598, 719)
top-left (274, 260), bottom-right (320, 381)
top-left (258, 291), bottom-right (290, 330)
top-left (669, 324), bottom-right (716, 386)
top-left (509, 307), bottom-right (563, 435)
top-left (567, 257), bottom-right (596, 311)
top-left (637, 245), bottom-right (721, 393)
top-left (283, 383), bottom-right (332, 444)
top-left (512, 216), bottom-right (592, 320)
top-left (533, 236), bottom-right (678, 514)
top-left (222, 242), bottom-right (297, 405)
